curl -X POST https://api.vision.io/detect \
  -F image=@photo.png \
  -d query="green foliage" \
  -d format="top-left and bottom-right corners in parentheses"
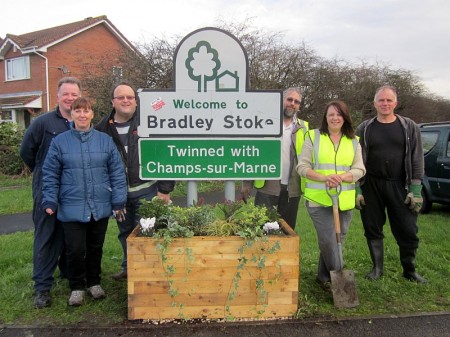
top-left (137, 198), bottom-right (282, 239)
top-left (203, 219), bottom-right (239, 236)
top-left (138, 197), bottom-right (171, 228)
top-left (170, 204), bottom-right (216, 235)
top-left (0, 123), bottom-right (27, 175)
top-left (0, 122), bottom-right (24, 146)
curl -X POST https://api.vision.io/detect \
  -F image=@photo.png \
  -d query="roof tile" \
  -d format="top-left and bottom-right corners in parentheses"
top-left (6, 16), bottom-right (107, 49)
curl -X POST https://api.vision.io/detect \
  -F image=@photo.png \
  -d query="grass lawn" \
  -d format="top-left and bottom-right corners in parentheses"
top-left (0, 178), bottom-right (449, 325)
top-left (0, 176), bottom-right (225, 215)
top-left (0, 175), bottom-right (32, 215)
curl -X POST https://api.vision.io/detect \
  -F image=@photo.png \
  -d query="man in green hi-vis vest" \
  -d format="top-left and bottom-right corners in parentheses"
top-left (241, 87), bottom-right (309, 230)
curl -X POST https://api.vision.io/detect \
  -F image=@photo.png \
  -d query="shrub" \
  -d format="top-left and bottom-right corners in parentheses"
top-left (0, 123), bottom-right (27, 176)
top-left (137, 198), bottom-right (283, 238)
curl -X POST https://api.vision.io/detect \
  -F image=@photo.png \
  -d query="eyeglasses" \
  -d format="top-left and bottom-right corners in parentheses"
top-left (286, 97), bottom-right (301, 105)
top-left (113, 95), bottom-right (135, 101)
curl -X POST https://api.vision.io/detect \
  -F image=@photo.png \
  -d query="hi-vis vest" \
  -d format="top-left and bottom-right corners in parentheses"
top-left (254, 119), bottom-right (309, 189)
top-left (304, 129), bottom-right (358, 210)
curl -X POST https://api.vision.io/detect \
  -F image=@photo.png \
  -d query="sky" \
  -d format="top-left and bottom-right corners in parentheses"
top-left (2, 0), bottom-right (450, 99)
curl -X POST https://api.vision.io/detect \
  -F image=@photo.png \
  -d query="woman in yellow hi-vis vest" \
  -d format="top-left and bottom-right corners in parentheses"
top-left (297, 100), bottom-right (366, 291)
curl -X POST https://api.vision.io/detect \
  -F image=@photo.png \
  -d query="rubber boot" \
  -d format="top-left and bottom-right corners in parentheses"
top-left (365, 239), bottom-right (384, 280)
top-left (400, 247), bottom-right (427, 284)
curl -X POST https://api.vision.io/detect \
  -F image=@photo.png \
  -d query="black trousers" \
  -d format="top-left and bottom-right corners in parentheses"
top-left (255, 186), bottom-right (300, 230)
top-left (62, 217), bottom-right (109, 291)
top-left (360, 175), bottom-right (419, 250)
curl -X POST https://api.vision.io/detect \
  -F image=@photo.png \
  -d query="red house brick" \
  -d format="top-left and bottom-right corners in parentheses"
top-left (0, 16), bottom-right (137, 127)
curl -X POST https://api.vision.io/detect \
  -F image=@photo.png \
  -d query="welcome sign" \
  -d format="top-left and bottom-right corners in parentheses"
top-left (138, 27), bottom-right (282, 180)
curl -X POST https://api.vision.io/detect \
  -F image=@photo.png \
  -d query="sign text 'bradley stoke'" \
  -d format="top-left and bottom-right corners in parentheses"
top-left (144, 97), bottom-right (275, 132)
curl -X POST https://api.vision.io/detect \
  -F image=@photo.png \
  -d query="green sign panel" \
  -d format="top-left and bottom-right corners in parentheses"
top-left (139, 138), bottom-right (281, 180)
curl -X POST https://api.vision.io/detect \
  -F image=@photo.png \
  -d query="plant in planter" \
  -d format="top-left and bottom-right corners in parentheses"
top-left (127, 198), bottom-right (299, 321)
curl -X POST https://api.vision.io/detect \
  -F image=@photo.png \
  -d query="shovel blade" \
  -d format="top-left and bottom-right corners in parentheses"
top-left (330, 269), bottom-right (359, 308)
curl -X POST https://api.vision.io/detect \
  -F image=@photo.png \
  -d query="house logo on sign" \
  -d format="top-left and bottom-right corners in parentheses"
top-left (185, 40), bottom-right (239, 92)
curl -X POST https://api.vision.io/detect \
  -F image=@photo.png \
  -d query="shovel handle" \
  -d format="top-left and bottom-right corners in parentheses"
top-left (326, 185), bottom-right (342, 241)
top-left (327, 185), bottom-right (344, 270)
top-left (332, 202), bottom-right (341, 242)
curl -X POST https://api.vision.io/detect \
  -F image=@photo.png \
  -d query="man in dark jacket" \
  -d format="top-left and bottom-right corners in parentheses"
top-left (356, 85), bottom-right (427, 283)
top-left (20, 77), bottom-right (82, 308)
top-left (96, 82), bottom-right (175, 280)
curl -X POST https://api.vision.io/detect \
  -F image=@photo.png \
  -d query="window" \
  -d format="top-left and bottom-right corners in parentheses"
top-left (420, 131), bottom-right (439, 155)
top-left (0, 110), bottom-right (14, 123)
top-left (446, 134), bottom-right (450, 158)
top-left (6, 56), bottom-right (30, 81)
top-left (112, 66), bottom-right (123, 82)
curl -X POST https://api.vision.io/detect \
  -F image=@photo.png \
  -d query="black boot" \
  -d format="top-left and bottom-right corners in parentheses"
top-left (366, 240), bottom-right (384, 280)
top-left (400, 247), bottom-right (427, 284)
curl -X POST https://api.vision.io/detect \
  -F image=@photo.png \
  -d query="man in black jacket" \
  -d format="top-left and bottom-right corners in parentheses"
top-left (356, 85), bottom-right (426, 283)
top-left (96, 82), bottom-right (175, 280)
top-left (20, 77), bottom-right (82, 308)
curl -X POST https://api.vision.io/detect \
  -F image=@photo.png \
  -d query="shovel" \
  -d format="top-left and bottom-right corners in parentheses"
top-left (327, 185), bottom-right (359, 308)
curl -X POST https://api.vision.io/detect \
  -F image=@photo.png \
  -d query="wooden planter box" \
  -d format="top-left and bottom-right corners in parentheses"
top-left (127, 220), bottom-right (299, 320)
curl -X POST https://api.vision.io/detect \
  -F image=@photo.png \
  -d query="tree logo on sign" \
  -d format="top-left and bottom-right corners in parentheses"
top-left (185, 41), bottom-right (240, 93)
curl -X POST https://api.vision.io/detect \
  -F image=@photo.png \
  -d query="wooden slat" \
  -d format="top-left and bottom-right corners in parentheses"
top-left (127, 219), bottom-right (300, 320)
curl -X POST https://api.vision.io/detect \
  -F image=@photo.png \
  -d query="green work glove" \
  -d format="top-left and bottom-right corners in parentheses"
top-left (355, 185), bottom-right (365, 210)
top-left (404, 184), bottom-right (423, 214)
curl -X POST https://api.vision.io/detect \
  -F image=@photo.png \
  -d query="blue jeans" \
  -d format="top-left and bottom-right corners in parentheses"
top-left (117, 186), bottom-right (158, 271)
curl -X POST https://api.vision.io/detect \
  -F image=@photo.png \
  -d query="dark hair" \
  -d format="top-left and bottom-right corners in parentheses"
top-left (319, 100), bottom-right (355, 139)
top-left (71, 97), bottom-right (93, 111)
top-left (57, 77), bottom-right (82, 92)
top-left (110, 81), bottom-right (137, 99)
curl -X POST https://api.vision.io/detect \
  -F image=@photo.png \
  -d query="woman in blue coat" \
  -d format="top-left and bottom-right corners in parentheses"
top-left (42, 97), bottom-right (127, 306)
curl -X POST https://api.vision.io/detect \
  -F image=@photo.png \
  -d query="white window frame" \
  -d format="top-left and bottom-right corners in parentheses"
top-left (112, 66), bottom-right (123, 81)
top-left (0, 110), bottom-right (15, 123)
top-left (5, 56), bottom-right (30, 81)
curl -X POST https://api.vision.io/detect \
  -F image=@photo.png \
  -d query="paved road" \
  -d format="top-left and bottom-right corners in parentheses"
top-left (0, 190), bottom-right (232, 235)
top-left (1, 312), bottom-right (450, 336)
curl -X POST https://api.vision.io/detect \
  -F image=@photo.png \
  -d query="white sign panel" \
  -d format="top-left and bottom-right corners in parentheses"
top-left (138, 91), bottom-right (281, 137)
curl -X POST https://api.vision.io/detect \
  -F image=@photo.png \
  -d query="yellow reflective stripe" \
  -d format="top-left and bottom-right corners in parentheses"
top-left (128, 181), bottom-right (155, 192)
top-left (315, 163), bottom-right (351, 171)
top-left (305, 182), bottom-right (355, 191)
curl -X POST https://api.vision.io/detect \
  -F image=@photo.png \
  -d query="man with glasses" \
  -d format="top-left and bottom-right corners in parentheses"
top-left (96, 82), bottom-right (175, 280)
top-left (241, 87), bottom-right (309, 229)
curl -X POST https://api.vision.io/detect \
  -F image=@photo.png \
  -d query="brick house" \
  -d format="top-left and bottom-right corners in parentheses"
top-left (0, 16), bottom-right (137, 127)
